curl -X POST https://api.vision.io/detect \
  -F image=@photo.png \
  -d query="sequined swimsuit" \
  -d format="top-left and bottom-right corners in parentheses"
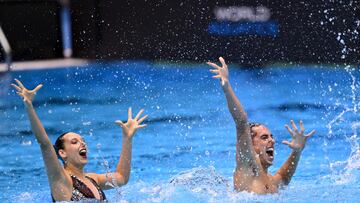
top-left (52, 175), bottom-right (106, 202)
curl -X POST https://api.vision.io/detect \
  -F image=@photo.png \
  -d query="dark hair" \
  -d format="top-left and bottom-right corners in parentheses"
top-left (53, 132), bottom-right (70, 164)
top-left (248, 122), bottom-right (262, 139)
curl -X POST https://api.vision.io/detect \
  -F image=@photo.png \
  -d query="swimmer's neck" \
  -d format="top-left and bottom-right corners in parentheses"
top-left (65, 164), bottom-right (85, 179)
top-left (260, 163), bottom-right (271, 174)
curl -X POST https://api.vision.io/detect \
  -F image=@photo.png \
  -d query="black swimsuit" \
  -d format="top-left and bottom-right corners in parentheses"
top-left (52, 175), bottom-right (106, 202)
top-left (70, 175), bottom-right (106, 201)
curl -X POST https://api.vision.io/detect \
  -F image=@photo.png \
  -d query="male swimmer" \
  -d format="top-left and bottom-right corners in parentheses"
top-left (207, 57), bottom-right (315, 194)
top-left (12, 79), bottom-right (148, 201)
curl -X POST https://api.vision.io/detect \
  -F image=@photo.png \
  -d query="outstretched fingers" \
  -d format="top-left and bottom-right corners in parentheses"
top-left (299, 120), bottom-right (305, 134)
top-left (30, 84), bottom-right (43, 94)
top-left (12, 83), bottom-right (25, 100)
top-left (206, 62), bottom-right (221, 69)
top-left (115, 120), bottom-right (125, 127)
top-left (137, 124), bottom-right (147, 129)
top-left (210, 69), bottom-right (220, 80)
top-left (128, 107), bottom-right (132, 120)
top-left (14, 79), bottom-right (25, 89)
top-left (209, 69), bottom-right (219, 74)
top-left (138, 115), bottom-right (148, 124)
top-left (285, 124), bottom-right (295, 139)
top-left (290, 120), bottom-right (299, 133)
top-left (134, 109), bottom-right (144, 120)
top-left (305, 129), bottom-right (316, 140)
top-left (11, 83), bottom-right (21, 91)
top-left (282, 140), bottom-right (291, 146)
top-left (12, 79), bottom-right (43, 95)
top-left (219, 57), bottom-right (226, 67)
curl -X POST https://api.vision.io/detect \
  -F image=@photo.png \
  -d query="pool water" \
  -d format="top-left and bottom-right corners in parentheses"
top-left (1, 61), bottom-right (359, 202)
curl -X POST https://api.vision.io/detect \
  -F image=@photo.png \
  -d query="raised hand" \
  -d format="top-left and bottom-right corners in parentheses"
top-left (11, 79), bottom-right (43, 108)
top-left (282, 120), bottom-right (315, 152)
top-left (207, 57), bottom-right (229, 86)
top-left (115, 108), bottom-right (148, 138)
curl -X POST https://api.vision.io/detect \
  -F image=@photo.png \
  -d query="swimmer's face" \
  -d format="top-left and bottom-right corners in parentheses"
top-left (252, 125), bottom-right (275, 168)
top-left (59, 132), bottom-right (88, 166)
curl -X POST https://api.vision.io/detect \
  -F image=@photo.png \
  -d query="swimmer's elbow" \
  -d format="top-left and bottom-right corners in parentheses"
top-left (235, 119), bottom-right (247, 128)
top-left (273, 173), bottom-right (290, 187)
top-left (280, 176), bottom-right (291, 186)
top-left (123, 176), bottom-right (129, 185)
top-left (281, 180), bottom-right (290, 187)
top-left (118, 173), bottom-right (130, 185)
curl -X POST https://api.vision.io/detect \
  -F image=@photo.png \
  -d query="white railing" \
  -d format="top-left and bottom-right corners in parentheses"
top-left (0, 26), bottom-right (12, 71)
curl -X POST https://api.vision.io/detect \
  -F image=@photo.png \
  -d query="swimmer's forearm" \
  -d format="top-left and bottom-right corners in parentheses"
top-left (26, 105), bottom-right (68, 188)
top-left (222, 80), bottom-right (248, 126)
top-left (116, 134), bottom-right (133, 185)
top-left (275, 150), bottom-right (301, 185)
top-left (26, 106), bottom-right (51, 145)
top-left (221, 79), bottom-right (256, 171)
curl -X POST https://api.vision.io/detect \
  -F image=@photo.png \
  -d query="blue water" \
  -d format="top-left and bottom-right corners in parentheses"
top-left (1, 61), bottom-right (360, 202)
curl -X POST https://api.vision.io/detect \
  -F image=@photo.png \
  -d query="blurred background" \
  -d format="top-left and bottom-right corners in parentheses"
top-left (0, 0), bottom-right (359, 67)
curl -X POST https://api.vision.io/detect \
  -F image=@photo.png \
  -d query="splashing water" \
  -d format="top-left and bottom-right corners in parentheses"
top-left (110, 167), bottom-right (231, 202)
top-left (110, 167), bottom-right (287, 203)
top-left (324, 10), bottom-right (360, 183)
top-left (96, 143), bottom-right (123, 196)
top-left (329, 120), bottom-right (360, 184)
top-left (169, 167), bottom-right (230, 196)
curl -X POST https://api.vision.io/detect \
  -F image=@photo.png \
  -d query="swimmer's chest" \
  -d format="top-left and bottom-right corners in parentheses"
top-left (234, 171), bottom-right (278, 194)
top-left (251, 176), bottom-right (278, 194)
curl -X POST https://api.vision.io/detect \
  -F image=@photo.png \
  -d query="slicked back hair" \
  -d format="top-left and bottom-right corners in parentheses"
top-left (248, 122), bottom-right (262, 139)
top-left (53, 132), bottom-right (70, 164)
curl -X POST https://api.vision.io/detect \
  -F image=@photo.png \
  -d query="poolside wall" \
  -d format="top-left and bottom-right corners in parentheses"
top-left (0, 0), bottom-right (359, 66)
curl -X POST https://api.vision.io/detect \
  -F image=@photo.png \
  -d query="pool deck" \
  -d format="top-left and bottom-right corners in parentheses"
top-left (0, 58), bottom-right (90, 72)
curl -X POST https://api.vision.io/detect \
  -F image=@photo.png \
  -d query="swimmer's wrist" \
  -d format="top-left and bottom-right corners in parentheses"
top-left (122, 133), bottom-right (133, 141)
top-left (292, 148), bottom-right (303, 153)
top-left (24, 102), bottom-right (34, 109)
top-left (221, 79), bottom-right (230, 88)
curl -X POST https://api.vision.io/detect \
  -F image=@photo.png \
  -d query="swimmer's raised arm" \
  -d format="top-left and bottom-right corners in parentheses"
top-left (273, 120), bottom-right (315, 186)
top-left (207, 57), bottom-right (257, 172)
top-left (207, 57), bottom-right (248, 126)
top-left (12, 79), bottom-right (72, 200)
top-left (88, 108), bottom-right (148, 190)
